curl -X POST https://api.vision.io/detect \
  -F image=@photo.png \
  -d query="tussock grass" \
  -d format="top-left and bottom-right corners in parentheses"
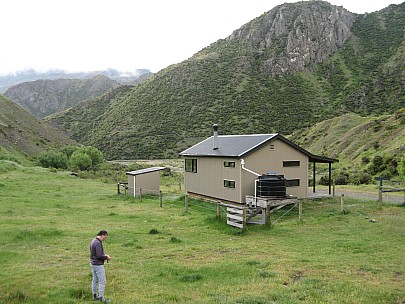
top-left (149, 228), bottom-right (159, 234)
top-left (1, 167), bottom-right (405, 303)
top-left (13, 228), bottom-right (63, 241)
top-left (179, 273), bottom-right (203, 282)
top-left (3, 290), bottom-right (26, 302)
top-left (169, 236), bottom-right (182, 243)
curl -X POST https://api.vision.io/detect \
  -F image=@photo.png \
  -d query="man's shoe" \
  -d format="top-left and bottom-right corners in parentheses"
top-left (93, 294), bottom-right (99, 301)
top-left (99, 297), bottom-right (111, 303)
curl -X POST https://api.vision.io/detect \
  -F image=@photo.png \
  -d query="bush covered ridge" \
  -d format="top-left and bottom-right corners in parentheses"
top-left (289, 110), bottom-right (405, 184)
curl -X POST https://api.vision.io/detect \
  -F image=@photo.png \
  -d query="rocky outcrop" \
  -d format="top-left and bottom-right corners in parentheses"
top-left (227, 1), bottom-right (357, 76)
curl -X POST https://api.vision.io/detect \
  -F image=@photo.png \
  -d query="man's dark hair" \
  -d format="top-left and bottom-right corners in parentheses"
top-left (97, 230), bottom-right (108, 236)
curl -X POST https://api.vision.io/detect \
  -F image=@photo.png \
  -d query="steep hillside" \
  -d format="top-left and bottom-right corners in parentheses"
top-left (4, 75), bottom-right (121, 118)
top-left (48, 1), bottom-right (405, 160)
top-left (0, 95), bottom-right (76, 160)
top-left (315, 3), bottom-right (405, 115)
top-left (289, 110), bottom-right (405, 175)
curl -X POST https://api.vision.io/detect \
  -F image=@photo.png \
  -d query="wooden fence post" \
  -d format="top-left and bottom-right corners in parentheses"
top-left (117, 183), bottom-right (120, 194)
top-left (340, 194), bottom-right (344, 213)
top-left (217, 203), bottom-right (221, 221)
top-left (298, 201), bottom-right (303, 222)
top-left (159, 190), bottom-right (163, 208)
top-left (378, 188), bottom-right (383, 208)
top-left (243, 209), bottom-right (246, 229)
top-left (185, 195), bottom-right (189, 212)
top-left (265, 205), bottom-right (272, 228)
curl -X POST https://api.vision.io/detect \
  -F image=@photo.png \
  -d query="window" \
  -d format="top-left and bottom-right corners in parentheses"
top-left (185, 159), bottom-right (197, 173)
top-left (224, 179), bottom-right (235, 188)
top-left (286, 179), bottom-right (300, 187)
top-left (283, 161), bottom-right (300, 167)
top-left (224, 161), bottom-right (235, 168)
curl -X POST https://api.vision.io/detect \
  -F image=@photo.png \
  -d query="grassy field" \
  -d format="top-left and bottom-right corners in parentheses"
top-left (1, 162), bottom-right (405, 304)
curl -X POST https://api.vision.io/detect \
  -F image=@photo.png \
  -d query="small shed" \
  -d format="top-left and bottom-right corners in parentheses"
top-left (126, 167), bottom-right (165, 196)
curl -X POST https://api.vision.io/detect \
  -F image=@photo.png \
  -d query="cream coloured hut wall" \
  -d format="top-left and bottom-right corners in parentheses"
top-left (242, 138), bottom-right (308, 198)
top-left (184, 157), bottom-right (241, 203)
top-left (127, 171), bottom-right (161, 196)
top-left (184, 138), bottom-right (309, 203)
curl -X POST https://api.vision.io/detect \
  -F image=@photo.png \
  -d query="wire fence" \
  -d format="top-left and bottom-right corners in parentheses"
top-left (115, 184), bottom-right (405, 228)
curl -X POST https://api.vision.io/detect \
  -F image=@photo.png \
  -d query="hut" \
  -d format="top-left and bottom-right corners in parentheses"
top-left (126, 167), bottom-right (165, 196)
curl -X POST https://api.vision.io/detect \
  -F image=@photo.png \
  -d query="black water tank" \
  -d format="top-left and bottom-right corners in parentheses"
top-left (257, 174), bottom-right (286, 197)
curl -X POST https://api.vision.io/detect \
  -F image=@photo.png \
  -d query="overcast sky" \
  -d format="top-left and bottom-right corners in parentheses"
top-left (0, 0), bottom-right (402, 75)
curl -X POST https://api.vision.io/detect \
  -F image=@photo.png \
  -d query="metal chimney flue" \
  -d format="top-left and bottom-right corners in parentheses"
top-left (213, 124), bottom-right (219, 150)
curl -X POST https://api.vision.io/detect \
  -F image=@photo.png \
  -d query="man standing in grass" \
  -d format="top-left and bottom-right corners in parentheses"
top-left (90, 230), bottom-right (112, 303)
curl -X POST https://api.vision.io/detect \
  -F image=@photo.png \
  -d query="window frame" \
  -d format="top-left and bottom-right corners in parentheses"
top-left (185, 158), bottom-right (197, 173)
top-left (223, 179), bottom-right (236, 188)
top-left (224, 161), bottom-right (235, 168)
top-left (283, 160), bottom-right (300, 167)
top-left (286, 179), bottom-right (300, 187)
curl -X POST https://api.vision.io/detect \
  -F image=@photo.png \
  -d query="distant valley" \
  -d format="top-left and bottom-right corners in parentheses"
top-left (0, 68), bottom-right (153, 93)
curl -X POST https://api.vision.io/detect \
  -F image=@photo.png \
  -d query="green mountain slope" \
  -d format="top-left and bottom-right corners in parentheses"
top-left (0, 95), bottom-right (76, 161)
top-left (48, 1), bottom-right (405, 160)
top-left (289, 110), bottom-right (405, 179)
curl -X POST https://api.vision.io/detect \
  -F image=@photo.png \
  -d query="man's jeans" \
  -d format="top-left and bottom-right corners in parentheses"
top-left (90, 264), bottom-right (107, 298)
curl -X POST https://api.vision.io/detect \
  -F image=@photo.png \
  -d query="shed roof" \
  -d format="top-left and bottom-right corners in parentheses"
top-left (126, 167), bottom-right (166, 176)
top-left (179, 133), bottom-right (338, 163)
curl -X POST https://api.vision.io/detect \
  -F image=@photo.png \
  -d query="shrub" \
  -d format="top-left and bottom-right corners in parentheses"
top-left (358, 172), bottom-right (372, 184)
top-left (319, 176), bottom-right (330, 186)
top-left (0, 147), bottom-right (21, 163)
top-left (398, 156), bottom-right (405, 181)
top-left (361, 156), bottom-right (370, 164)
top-left (335, 175), bottom-right (348, 185)
top-left (69, 151), bottom-right (92, 171)
top-left (36, 151), bottom-right (68, 169)
top-left (60, 145), bottom-right (79, 158)
top-left (80, 146), bottom-right (104, 166)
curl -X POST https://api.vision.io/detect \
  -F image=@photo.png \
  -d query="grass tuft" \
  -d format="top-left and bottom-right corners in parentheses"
top-left (14, 228), bottom-right (63, 241)
top-left (179, 273), bottom-right (202, 282)
top-left (169, 236), bottom-right (182, 243)
top-left (67, 287), bottom-right (88, 299)
top-left (5, 290), bottom-right (26, 302)
top-left (234, 295), bottom-right (269, 303)
top-left (149, 228), bottom-right (159, 234)
top-left (123, 240), bottom-right (138, 247)
top-left (258, 271), bottom-right (277, 278)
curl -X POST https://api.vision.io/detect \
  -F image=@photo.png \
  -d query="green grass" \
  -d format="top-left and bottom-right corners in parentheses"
top-left (1, 164), bottom-right (405, 303)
